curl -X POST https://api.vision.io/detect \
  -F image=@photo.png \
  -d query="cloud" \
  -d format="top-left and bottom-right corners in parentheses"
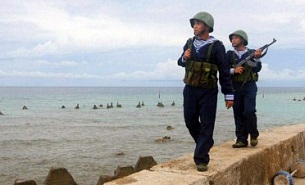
top-left (1, 0), bottom-right (305, 86)
top-left (1, 60), bottom-right (305, 87)
top-left (109, 59), bottom-right (305, 82)
top-left (260, 63), bottom-right (305, 81)
top-left (1, 58), bottom-right (304, 82)
top-left (1, 0), bottom-right (188, 59)
top-left (0, 69), bottom-right (100, 79)
top-left (109, 59), bottom-right (184, 80)
top-left (2, 0), bottom-right (305, 57)
top-left (33, 60), bottom-right (78, 67)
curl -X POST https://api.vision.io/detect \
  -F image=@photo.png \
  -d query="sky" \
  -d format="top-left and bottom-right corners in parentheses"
top-left (1, 0), bottom-right (305, 87)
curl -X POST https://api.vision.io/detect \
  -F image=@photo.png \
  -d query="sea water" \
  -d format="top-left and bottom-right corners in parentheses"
top-left (0, 86), bottom-right (305, 185)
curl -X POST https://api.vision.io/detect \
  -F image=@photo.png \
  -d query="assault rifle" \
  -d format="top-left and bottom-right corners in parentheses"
top-left (236, 38), bottom-right (277, 67)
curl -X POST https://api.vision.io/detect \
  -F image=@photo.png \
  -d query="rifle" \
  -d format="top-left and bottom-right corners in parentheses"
top-left (236, 38), bottom-right (277, 67)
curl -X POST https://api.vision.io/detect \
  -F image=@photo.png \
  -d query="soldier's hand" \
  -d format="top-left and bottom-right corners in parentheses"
top-left (226, 101), bottom-right (234, 109)
top-left (183, 49), bottom-right (191, 60)
top-left (234, 66), bottom-right (244, 74)
top-left (254, 49), bottom-right (262, 58)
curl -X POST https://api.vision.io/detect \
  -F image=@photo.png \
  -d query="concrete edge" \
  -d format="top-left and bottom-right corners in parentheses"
top-left (105, 124), bottom-right (305, 185)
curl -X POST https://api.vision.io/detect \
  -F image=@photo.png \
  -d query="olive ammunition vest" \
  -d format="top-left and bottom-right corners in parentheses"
top-left (183, 39), bottom-right (218, 88)
top-left (231, 52), bottom-right (258, 83)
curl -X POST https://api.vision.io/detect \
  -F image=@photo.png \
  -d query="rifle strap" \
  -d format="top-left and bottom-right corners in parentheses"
top-left (187, 37), bottom-right (194, 51)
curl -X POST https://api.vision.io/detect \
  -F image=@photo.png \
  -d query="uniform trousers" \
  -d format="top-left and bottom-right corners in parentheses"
top-left (233, 81), bottom-right (259, 143)
top-left (183, 85), bottom-right (218, 165)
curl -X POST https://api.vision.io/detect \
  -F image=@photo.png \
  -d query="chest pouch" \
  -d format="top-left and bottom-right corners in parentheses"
top-left (184, 41), bottom-right (218, 88)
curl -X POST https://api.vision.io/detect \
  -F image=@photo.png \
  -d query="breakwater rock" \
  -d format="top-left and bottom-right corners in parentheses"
top-left (14, 156), bottom-right (157, 185)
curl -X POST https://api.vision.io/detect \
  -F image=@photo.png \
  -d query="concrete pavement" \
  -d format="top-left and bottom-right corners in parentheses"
top-left (105, 124), bottom-right (305, 185)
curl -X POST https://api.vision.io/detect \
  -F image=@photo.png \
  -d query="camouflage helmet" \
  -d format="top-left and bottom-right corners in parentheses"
top-left (190, 12), bottom-right (214, 33)
top-left (229, 30), bottom-right (248, 46)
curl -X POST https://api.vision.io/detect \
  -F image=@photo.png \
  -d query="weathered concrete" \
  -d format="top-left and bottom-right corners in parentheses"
top-left (134, 156), bottom-right (157, 172)
top-left (114, 166), bottom-right (135, 178)
top-left (105, 124), bottom-right (305, 185)
top-left (14, 179), bottom-right (37, 185)
top-left (45, 167), bottom-right (77, 185)
top-left (97, 175), bottom-right (116, 185)
top-left (96, 156), bottom-right (157, 185)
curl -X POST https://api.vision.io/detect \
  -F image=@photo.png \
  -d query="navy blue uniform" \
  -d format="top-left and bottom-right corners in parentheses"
top-left (178, 37), bottom-right (234, 165)
top-left (226, 49), bottom-right (262, 144)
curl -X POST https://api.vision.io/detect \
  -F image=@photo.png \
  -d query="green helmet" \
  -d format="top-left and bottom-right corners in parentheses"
top-left (190, 12), bottom-right (214, 33)
top-left (229, 30), bottom-right (248, 46)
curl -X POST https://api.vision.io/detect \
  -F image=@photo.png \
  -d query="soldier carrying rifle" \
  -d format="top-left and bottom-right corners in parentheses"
top-left (226, 30), bottom-right (275, 148)
top-left (177, 12), bottom-right (234, 172)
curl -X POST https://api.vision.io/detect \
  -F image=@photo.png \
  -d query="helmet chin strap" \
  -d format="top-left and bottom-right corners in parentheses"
top-left (199, 30), bottom-right (206, 36)
top-left (196, 27), bottom-right (208, 37)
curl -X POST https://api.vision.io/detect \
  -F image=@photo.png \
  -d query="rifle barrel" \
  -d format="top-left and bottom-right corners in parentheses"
top-left (235, 38), bottom-right (276, 67)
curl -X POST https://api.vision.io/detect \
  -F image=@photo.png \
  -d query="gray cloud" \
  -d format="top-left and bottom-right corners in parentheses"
top-left (1, 0), bottom-right (305, 86)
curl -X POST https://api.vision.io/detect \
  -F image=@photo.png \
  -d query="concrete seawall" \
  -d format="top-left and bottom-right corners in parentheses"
top-left (105, 124), bottom-right (305, 185)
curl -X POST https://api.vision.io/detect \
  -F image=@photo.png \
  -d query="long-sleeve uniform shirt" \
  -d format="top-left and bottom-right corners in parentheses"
top-left (178, 36), bottom-right (234, 100)
top-left (177, 36), bottom-right (234, 165)
top-left (227, 48), bottom-right (262, 88)
top-left (226, 48), bottom-right (262, 143)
